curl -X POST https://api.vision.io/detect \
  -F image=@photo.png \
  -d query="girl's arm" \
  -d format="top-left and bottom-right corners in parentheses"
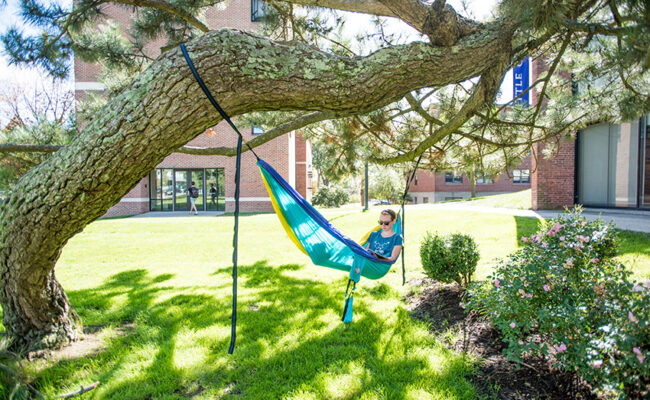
top-left (389, 245), bottom-right (402, 261)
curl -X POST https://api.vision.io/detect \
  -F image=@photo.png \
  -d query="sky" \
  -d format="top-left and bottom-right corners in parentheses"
top-left (0, 0), bottom-right (513, 103)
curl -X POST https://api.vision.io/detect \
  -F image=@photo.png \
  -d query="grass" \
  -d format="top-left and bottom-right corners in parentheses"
top-left (439, 189), bottom-right (532, 210)
top-left (1, 207), bottom-right (649, 399)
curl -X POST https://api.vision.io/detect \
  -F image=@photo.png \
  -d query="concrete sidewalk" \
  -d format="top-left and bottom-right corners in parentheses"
top-left (131, 211), bottom-right (226, 218)
top-left (404, 203), bottom-right (650, 234)
top-left (129, 205), bottom-right (649, 233)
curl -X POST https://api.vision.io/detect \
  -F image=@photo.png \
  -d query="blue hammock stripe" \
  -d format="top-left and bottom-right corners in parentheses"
top-left (258, 159), bottom-right (398, 280)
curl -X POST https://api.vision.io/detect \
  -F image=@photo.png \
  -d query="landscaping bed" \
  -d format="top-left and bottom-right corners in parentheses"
top-left (407, 279), bottom-right (596, 400)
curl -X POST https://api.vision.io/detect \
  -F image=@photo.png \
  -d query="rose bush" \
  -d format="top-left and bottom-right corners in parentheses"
top-left (470, 207), bottom-right (648, 398)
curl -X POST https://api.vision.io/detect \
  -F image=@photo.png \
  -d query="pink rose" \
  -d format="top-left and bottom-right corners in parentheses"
top-left (494, 279), bottom-right (501, 288)
top-left (560, 236), bottom-right (566, 241)
top-left (634, 348), bottom-right (644, 363)
top-left (555, 343), bottom-right (567, 352)
top-left (582, 221), bottom-right (588, 226)
top-left (543, 284), bottom-right (551, 292)
top-left (542, 242), bottom-right (548, 248)
top-left (629, 312), bottom-right (639, 323)
top-left (521, 237), bottom-right (528, 242)
top-left (590, 258), bottom-right (599, 264)
top-left (510, 322), bottom-right (516, 329)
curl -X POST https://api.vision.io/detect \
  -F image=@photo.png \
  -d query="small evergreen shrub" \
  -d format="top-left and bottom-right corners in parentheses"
top-left (420, 232), bottom-right (480, 290)
top-left (470, 207), bottom-right (649, 399)
top-left (312, 186), bottom-right (349, 207)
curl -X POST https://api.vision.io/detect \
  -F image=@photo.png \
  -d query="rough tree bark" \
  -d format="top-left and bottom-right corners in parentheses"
top-left (0, 22), bottom-right (513, 349)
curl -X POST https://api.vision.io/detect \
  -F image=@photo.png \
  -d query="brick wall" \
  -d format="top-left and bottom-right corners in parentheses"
top-left (408, 157), bottom-right (532, 202)
top-left (531, 138), bottom-right (576, 209)
top-left (294, 131), bottom-right (312, 202)
top-left (530, 57), bottom-right (577, 210)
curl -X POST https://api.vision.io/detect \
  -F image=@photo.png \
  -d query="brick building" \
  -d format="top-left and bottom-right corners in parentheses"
top-left (409, 57), bottom-right (650, 210)
top-left (407, 160), bottom-right (532, 204)
top-left (530, 58), bottom-right (649, 210)
top-left (74, 0), bottom-right (312, 217)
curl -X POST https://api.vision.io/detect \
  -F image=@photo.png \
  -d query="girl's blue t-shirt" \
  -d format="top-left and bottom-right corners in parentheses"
top-left (367, 231), bottom-right (403, 258)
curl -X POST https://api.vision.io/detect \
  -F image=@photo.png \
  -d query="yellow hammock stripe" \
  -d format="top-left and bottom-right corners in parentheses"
top-left (358, 225), bottom-right (381, 246)
top-left (260, 170), bottom-right (309, 256)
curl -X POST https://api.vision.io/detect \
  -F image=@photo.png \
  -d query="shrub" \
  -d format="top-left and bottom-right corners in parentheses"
top-left (470, 207), bottom-right (649, 399)
top-left (312, 186), bottom-right (349, 207)
top-left (420, 232), bottom-right (480, 290)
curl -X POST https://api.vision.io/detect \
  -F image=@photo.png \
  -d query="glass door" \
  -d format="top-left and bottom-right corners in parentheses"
top-left (174, 170), bottom-right (189, 211)
top-left (206, 168), bottom-right (225, 211)
top-left (191, 170), bottom-right (205, 211)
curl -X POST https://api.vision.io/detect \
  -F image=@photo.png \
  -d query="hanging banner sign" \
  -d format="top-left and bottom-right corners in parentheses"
top-left (513, 58), bottom-right (530, 106)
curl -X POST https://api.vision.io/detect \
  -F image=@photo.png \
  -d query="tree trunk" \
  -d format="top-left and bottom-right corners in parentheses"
top-left (469, 170), bottom-right (477, 198)
top-left (0, 27), bottom-right (512, 349)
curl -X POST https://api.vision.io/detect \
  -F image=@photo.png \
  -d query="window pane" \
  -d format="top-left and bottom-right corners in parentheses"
top-left (149, 170), bottom-right (161, 211)
top-left (175, 170), bottom-right (188, 211)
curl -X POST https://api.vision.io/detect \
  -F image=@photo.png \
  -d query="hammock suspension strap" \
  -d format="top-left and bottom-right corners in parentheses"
top-left (181, 43), bottom-right (252, 354)
top-left (397, 153), bottom-right (424, 285)
top-left (180, 44), bottom-right (260, 160)
top-left (228, 135), bottom-right (243, 354)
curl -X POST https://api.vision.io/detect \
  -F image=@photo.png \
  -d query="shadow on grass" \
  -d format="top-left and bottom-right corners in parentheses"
top-left (34, 261), bottom-right (475, 399)
top-left (616, 230), bottom-right (650, 259)
top-left (514, 215), bottom-right (541, 248)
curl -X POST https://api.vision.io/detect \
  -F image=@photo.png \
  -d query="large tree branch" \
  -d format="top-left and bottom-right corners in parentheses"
top-left (113, 0), bottom-right (210, 32)
top-left (178, 111), bottom-right (338, 155)
top-left (0, 144), bottom-right (62, 153)
top-left (0, 111), bottom-right (338, 156)
top-left (369, 48), bottom-right (512, 164)
top-left (283, 0), bottom-right (482, 44)
top-left (279, 0), bottom-right (395, 17)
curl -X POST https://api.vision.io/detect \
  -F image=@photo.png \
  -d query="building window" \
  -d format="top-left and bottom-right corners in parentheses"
top-left (445, 171), bottom-right (463, 184)
top-left (476, 173), bottom-right (493, 184)
top-left (252, 125), bottom-right (264, 135)
top-left (414, 176), bottom-right (418, 186)
top-left (413, 196), bottom-right (417, 204)
top-left (251, 0), bottom-right (268, 21)
top-left (513, 169), bottom-right (530, 184)
top-left (423, 197), bottom-right (429, 203)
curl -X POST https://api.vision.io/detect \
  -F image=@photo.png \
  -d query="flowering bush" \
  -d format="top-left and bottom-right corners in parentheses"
top-left (420, 232), bottom-right (480, 290)
top-left (470, 207), bottom-right (649, 398)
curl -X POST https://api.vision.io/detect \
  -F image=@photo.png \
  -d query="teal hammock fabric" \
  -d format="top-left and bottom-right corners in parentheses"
top-left (258, 159), bottom-right (401, 281)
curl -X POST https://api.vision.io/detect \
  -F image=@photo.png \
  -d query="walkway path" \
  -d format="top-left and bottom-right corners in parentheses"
top-left (131, 205), bottom-right (650, 234)
top-left (407, 203), bottom-right (650, 234)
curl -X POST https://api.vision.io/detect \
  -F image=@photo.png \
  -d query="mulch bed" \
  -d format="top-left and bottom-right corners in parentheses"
top-left (406, 279), bottom-right (597, 400)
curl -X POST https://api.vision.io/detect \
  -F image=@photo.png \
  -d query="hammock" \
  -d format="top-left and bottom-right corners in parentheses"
top-left (258, 158), bottom-right (401, 280)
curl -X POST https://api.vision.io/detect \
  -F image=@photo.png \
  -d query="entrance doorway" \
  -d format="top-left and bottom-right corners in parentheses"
top-left (149, 168), bottom-right (225, 211)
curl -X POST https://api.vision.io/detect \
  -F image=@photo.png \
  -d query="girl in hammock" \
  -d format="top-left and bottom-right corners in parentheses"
top-left (364, 209), bottom-right (403, 262)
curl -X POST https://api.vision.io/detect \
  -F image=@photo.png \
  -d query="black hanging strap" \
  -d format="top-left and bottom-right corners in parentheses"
top-left (180, 43), bottom-right (252, 354)
top-left (398, 153), bottom-right (424, 285)
top-left (228, 135), bottom-right (243, 354)
top-left (180, 43), bottom-right (260, 160)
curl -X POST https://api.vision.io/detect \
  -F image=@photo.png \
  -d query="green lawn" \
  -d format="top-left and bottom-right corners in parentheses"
top-left (440, 189), bottom-right (532, 210)
top-left (2, 208), bottom-right (649, 399)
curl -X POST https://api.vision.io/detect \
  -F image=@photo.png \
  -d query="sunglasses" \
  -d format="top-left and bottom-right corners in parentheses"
top-left (378, 221), bottom-right (392, 226)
